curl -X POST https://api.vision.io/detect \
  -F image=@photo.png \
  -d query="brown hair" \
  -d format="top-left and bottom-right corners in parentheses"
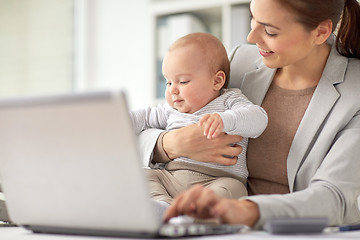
top-left (169, 32), bottom-right (230, 88)
top-left (275, 0), bottom-right (360, 59)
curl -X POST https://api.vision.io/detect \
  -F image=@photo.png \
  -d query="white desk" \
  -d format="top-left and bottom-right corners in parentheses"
top-left (1, 226), bottom-right (360, 240)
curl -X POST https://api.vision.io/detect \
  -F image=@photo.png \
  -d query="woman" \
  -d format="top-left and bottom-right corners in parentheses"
top-left (139, 0), bottom-right (360, 228)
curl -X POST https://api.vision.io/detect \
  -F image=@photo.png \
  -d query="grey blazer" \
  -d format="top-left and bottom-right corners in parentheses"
top-left (139, 39), bottom-right (360, 228)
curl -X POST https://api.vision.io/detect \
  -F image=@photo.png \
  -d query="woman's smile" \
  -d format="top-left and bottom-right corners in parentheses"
top-left (258, 46), bottom-right (274, 57)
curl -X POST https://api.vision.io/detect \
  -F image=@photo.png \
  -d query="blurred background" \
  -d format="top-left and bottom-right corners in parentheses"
top-left (0, 0), bottom-right (252, 110)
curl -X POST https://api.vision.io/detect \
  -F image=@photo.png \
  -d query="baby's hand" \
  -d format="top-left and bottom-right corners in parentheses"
top-left (198, 113), bottom-right (224, 139)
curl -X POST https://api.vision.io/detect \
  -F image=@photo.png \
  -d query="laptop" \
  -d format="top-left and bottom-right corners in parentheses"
top-left (0, 91), bottom-right (246, 238)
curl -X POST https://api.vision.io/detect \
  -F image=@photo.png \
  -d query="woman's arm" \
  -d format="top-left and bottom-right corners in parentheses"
top-left (138, 124), bottom-right (243, 167)
top-left (162, 124), bottom-right (243, 166)
top-left (164, 111), bottom-right (360, 228)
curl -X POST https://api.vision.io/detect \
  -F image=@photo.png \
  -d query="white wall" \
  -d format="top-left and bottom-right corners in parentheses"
top-left (78, 0), bottom-right (153, 110)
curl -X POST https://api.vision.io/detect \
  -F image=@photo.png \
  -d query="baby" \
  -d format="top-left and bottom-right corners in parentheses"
top-left (131, 32), bottom-right (268, 206)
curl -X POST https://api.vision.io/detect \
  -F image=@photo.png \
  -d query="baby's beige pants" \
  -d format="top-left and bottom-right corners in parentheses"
top-left (146, 161), bottom-right (248, 204)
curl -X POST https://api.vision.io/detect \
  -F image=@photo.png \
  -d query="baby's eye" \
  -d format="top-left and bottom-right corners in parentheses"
top-left (180, 80), bottom-right (190, 84)
top-left (166, 82), bottom-right (172, 86)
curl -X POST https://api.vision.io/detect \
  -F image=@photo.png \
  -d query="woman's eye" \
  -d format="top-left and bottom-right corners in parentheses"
top-left (265, 29), bottom-right (277, 38)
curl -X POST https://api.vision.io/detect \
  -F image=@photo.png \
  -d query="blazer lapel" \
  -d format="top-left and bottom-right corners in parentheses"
top-left (287, 48), bottom-right (347, 192)
top-left (241, 59), bottom-right (276, 105)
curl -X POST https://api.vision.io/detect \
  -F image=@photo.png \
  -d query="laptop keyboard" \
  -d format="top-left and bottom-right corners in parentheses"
top-left (160, 222), bottom-right (248, 237)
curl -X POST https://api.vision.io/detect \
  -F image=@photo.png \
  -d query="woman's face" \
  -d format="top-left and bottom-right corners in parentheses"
top-left (247, 0), bottom-right (317, 69)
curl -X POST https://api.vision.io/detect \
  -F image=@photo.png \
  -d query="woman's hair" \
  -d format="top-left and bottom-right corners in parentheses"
top-left (275, 0), bottom-right (360, 59)
top-left (169, 32), bottom-right (230, 88)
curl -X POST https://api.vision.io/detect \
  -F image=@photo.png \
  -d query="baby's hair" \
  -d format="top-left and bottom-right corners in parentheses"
top-left (169, 32), bottom-right (230, 88)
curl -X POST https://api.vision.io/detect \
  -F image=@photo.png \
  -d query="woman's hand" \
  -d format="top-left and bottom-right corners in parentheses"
top-left (163, 184), bottom-right (260, 227)
top-left (162, 124), bottom-right (243, 166)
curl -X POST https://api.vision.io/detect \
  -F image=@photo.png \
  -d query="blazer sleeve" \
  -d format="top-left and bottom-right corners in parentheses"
top-left (137, 128), bottom-right (165, 167)
top-left (246, 110), bottom-right (360, 228)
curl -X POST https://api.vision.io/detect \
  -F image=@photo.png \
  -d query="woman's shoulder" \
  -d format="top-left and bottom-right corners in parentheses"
top-left (326, 51), bottom-right (360, 108)
top-left (228, 44), bottom-right (263, 88)
top-left (342, 57), bottom-right (360, 98)
top-left (329, 48), bottom-right (360, 87)
top-left (229, 44), bottom-right (260, 61)
top-left (347, 57), bottom-right (360, 75)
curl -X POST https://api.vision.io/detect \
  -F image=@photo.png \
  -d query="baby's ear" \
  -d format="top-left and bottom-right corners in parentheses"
top-left (213, 70), bottom-right (226, 90)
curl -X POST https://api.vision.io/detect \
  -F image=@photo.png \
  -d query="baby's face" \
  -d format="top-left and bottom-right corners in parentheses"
top-left (162, 45), bottom-right (220, 114)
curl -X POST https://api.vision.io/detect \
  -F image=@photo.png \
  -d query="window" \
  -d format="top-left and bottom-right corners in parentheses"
top-left (0, 0), bottom-right (74, 97)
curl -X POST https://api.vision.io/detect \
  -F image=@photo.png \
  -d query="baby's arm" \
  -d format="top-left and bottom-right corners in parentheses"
top-left (198, 113), bottom-right (224, 139)
top-left (219, 89), bottom-right (268, 138)
top-left (130, 104), bottom-right (169, 134)
top-left (198, 89), bottom-right (268, 139)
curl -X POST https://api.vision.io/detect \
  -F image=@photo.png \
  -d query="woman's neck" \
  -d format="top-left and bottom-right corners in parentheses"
top-left (274, 43), bottom-right (331, 90)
